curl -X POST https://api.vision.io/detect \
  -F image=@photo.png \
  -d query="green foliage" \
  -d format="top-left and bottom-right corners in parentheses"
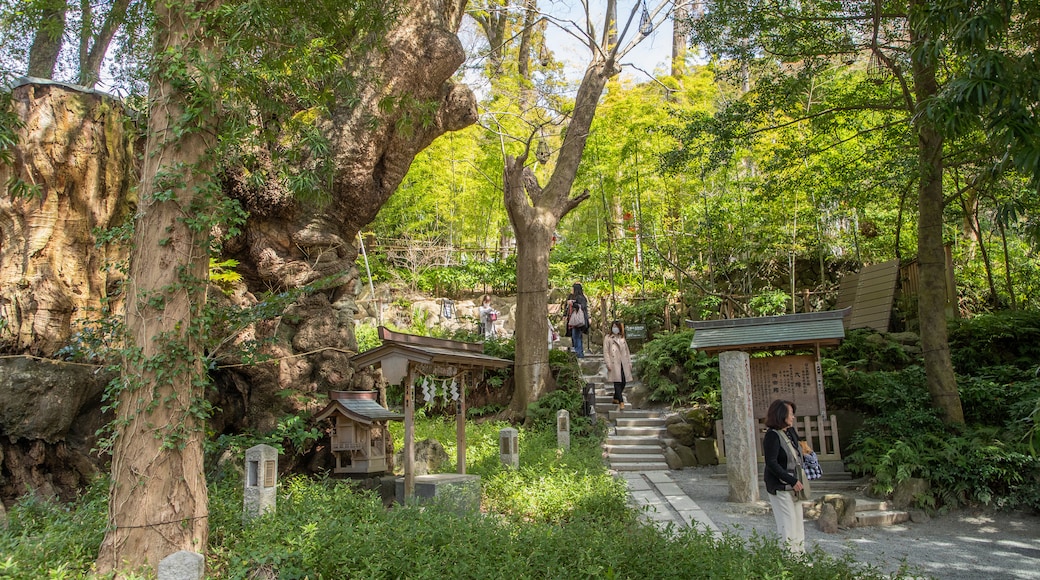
top-left (848, 426), bottom-right (1040, 511)
top-left (209, 258), bottom-right (242, 294)
top-left (948, 310), bottom-right (1040, 373)
top-left (0, 478), bottom-right (113, 579)
top-left (1, 418), bottom-right (902, 579)
top-left (637, 330), bottom-right (720, 409)
top-left (481, 433), bottom-right (631, 525)
top-left (354, 322), bottom-right (380, 353)
top-left (827, 326), bottom-right (1040, 509)
top-left (616, 297), bottom-right (667, 335)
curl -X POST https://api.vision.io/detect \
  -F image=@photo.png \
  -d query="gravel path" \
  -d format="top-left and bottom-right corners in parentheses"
top-left (670, 467), bottom-right (1040, 579)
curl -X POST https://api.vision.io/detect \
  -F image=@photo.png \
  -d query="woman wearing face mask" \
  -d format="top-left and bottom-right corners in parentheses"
top-left (603, 320), bottom-right (633, 411)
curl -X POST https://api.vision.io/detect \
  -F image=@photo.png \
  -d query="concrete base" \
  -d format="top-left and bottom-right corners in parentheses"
top-left (395, 474), bottom-right (481, 513)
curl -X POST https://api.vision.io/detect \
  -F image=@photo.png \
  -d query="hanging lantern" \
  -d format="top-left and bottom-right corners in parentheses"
top-left (539, 43), bottom-right (551, 67)
top-left (639, 0), bottom-right (653, 35)
top-left (536, 139), bottom-right (551, 164)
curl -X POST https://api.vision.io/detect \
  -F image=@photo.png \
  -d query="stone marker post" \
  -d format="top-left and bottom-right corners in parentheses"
top-left (499, 427), bottom-right (519, 468)
top-left (557, 409), bottom-right (570, 450)
top-left (244, 444), bottom-right (278, 521)
top-left (719, 350), bottom-right (759, 503)
top-left (158, 551), bottom-right (204, 580)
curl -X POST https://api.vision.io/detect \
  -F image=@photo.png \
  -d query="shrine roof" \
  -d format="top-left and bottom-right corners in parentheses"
top-left (352, 327), bottom-right (512, 384)
top-left (315, 397), bottom-right (403, 424)
top-left (687, 308), bottom-right (850, 354)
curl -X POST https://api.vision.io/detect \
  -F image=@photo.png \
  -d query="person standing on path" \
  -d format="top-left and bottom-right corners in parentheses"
top-left (477, 294), bottom-right (498, 340)
top-left (603, 320), bottom-right (633, 410)
top-left (763, 399), bottom-right (806, 553)
top-left (565, 283), bottom-right (589, 358)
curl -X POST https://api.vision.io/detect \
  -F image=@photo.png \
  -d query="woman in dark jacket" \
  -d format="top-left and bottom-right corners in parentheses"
top-left (565, 283), bottom-right (589, 358)
top-left (763, 399), bottom-right (805, 553)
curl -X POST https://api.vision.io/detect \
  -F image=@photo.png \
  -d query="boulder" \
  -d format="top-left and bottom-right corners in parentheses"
top-left (892, 477), bottom-right (930, 509)
top-left (816, 503), bottom-right (839, 533)
top-left (664, 447), bottom-right (683, 470)
top-left (908, 508), bottom-right (931, 523)
top-left (821, 493), bottom-right (857, 528)
top-left (666, 422), bottom-right (696, 447)
top-left (394, 438), bottom-right (449, 475)
top-left (674, 444), bottom-right (698, 467)
top-left (683, 407), bottom-right (715, 437)
top-left (693, 437), bottom-right (719, 466)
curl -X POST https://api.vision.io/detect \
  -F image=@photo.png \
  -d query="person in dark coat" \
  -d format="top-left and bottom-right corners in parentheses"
top-left (565, 283), bottom-right (589, 358)
top-left (763, 398), bottom-right (805, 553)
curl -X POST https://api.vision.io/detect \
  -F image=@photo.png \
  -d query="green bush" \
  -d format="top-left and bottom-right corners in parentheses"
top-left (948, 310), bottom-right (1040, 372)
top-left (637, 329), bottom-right (720, 409)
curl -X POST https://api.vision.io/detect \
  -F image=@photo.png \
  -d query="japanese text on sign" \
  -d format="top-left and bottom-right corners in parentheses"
top-left (750, 355), bottom-right (822, 418)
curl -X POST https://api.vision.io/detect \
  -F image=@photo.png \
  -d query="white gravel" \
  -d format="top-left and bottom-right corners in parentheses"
top-left (671, 466), bottom-right (1040, 579)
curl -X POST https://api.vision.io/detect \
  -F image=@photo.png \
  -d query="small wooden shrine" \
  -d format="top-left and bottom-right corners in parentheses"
top-left (350, 326), bottom-right (512, 500)
top-left (315, 390), bottom-right (403, 475)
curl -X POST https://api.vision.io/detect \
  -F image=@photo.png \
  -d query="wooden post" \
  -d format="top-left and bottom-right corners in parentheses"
top-left (457, 374), bottom-right (467, 474)
top-left (404, 365), bottom-right (415, 499)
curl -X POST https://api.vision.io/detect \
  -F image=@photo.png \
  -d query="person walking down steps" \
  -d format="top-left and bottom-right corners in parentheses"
top-left (566, 283), bottom-right (589, 358)
top-left (604, 320), bottom-right (633, 411)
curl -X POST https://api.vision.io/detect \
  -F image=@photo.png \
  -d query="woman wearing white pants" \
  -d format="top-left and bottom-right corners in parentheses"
top-left (762, 399), bottom-right (805, 553)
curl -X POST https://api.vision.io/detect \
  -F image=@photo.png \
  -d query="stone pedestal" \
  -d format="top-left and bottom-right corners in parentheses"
top-left (158, 551), bottom-right (204, 580)
top-left (557, 410), bottom-right (570, 450)
top-left (500, 428), bottom-right (519, 468)
top-left (719, 351), bottom-right (758, 503)
top-left (394, 474), bottom-right (481, 512)
top-left (243, 444), bottom-right (278, 521)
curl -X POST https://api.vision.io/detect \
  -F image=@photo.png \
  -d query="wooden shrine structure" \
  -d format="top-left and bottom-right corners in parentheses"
top-left (315, 390), bottom-right (403, 475)
top-left (688, 309), bottom-right (851, 470)
top-left (350, 326), bottom-right (512, 499)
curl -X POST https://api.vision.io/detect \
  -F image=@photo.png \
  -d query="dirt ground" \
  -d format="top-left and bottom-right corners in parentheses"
top-left (672, 466), bottom-right (1040, 579)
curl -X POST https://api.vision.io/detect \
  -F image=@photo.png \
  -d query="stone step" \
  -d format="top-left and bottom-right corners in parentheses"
top-left (855, 509), bottom-right (910, 527)
top-left (615, 426), bottom-right (667, 438)
top-left (606, 453), bottom-right (666, 463)
top-left (603, 444), bottom-right (664, 454)
top-left (616, 417), bottom-right (666, 428)
top-left (606, 435), bottom-right (662, 446)
top-left (610, 461), bottom-right (670, 472)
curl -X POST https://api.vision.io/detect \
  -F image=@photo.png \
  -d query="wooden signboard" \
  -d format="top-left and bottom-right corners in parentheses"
top-left (750, 355), bottom-right (825, 418)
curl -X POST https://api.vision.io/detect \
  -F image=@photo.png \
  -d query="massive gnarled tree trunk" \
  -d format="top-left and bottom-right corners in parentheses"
top-left (220, 0), bottom-right (475, 431)
top-left (0, 83), bottom-right (134, 504)
top-left (97, 0), bottom-right (221, 573)
top-left (910, 5), bottom-right (963, 424)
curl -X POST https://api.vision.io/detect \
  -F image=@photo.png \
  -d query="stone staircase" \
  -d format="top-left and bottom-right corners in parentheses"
top-left (575, 354), bottom-right (669, 472)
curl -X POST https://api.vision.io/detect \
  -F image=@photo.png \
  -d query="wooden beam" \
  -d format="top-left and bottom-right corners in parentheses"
top-left (404, 365), bottom-right (415, 500)
top-left (457, 373), bottom-right (466, 475)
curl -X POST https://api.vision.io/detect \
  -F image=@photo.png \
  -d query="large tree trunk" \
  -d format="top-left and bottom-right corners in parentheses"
top-left (506, 58), bottom-right (615, 419)
top-left (219, 0), bottom-right (475, 431)
top-left (910, 8), bottom-right (964, 424)
top-left (97, 0), bottom-right (221, 573)
top-left (27, 0), bottom-right (67, 79)
top-left (0, 83), bottom-right (134, 505)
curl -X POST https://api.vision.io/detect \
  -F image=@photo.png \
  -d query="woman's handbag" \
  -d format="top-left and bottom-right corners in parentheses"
top-left (802, 450), bottom-right (823, 480)
top-left (773, 429), bottom-right (811, 502)
top-left (568, 305), bottom-right (584, 328)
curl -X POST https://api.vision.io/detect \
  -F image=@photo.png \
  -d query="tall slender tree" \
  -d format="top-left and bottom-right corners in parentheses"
top-left (505, 1), bottom-right (673, 418)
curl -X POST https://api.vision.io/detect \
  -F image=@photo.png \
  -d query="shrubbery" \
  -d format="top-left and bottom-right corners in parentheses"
top-left (828, 313), bottom-right (1040, 511)
top-left (636, 329), bottom-right (720, 410)
top-left (1, 418), bottom-right (895, 579)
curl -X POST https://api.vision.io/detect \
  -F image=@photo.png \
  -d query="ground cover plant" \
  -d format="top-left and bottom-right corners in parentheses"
top-left (1, 418), bottom-right (898, 579)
